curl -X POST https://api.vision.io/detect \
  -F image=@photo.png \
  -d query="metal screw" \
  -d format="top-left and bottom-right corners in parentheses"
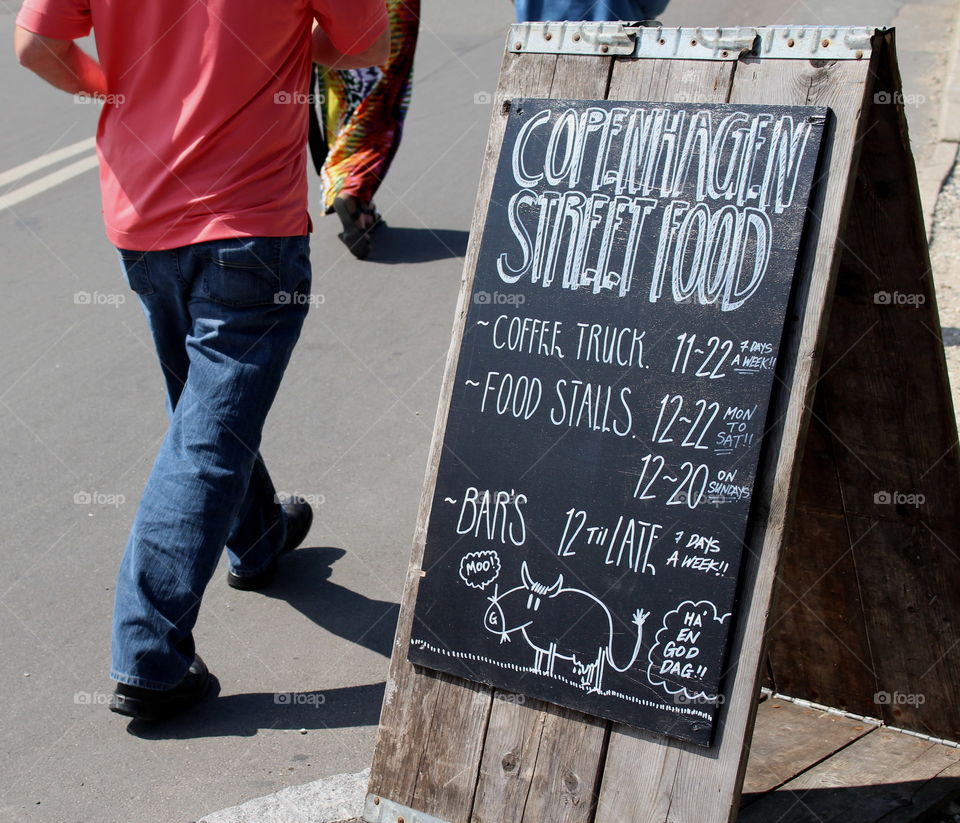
top-left (690, 39), bottom-right (697, 46)
top-left (573, 33), bottom-right (581, 41)
top-left (855, 49), bottom-right (864, 59)
top-left (658, 38), bottom-right (666, 45)
top-left (544, 32), bottom-right (552, 41)
top-left (374, 797), bottom-right (380, 806)
top-left (514, 42), bottom-right (522, 50)
top-left (821, 38), bottom-right (830, 47)
top-left (721, 50), bottom-right (729, 57)
top-left (787, 38), bottom-right (795, 47)
top-left (601, 44), bottom-right (609, 53)
top-left (398, 818), bottom-right (405, 823)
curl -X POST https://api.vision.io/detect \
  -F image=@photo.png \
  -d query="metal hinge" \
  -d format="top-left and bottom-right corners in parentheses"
top-left (509, 21), bottom-right (636, 56)
top-left (508, 24), bottom-right (882, 60)
top-left (364, 794), bottom-right (452, 823)
top-left (764, 690), bottom-right (960, 748)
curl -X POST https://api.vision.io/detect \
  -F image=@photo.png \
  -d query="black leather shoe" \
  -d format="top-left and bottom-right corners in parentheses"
top-left (109, 655), bottom-right (211, 721)
top-left (226, 495), bottom-right (314, 591)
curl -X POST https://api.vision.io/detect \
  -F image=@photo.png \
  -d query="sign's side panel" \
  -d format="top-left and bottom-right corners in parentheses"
top-left (408, 95), bottom-right (826, 747)
top-left (595, 45), bottom-right (880, 823)
top-left (367, 49), bottom-right (561, 821)
top-left (773, 34), bottom-right (960, 743)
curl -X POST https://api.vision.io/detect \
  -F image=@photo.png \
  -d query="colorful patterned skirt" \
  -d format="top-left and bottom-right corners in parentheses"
top-left (310, 0), bottom-right (420, 213)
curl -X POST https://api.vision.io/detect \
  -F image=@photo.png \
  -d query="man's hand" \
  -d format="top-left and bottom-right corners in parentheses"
top-left (15, 26), bottom-right (107, 96)
top-left (312, 25), bottom-right (390, 70)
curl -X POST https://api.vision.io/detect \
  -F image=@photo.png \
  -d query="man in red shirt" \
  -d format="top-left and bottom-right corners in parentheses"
top-left (16, 0), bottom-right (389, 721)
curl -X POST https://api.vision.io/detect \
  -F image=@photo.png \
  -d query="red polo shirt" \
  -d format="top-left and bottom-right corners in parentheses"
top-left (16, 0), bottom-right (388, 250)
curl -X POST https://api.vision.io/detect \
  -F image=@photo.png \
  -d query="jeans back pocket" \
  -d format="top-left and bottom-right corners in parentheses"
top-left (117, 249), bottom-right (156, 296)
top-left (200, 237), bottom-right (283, 308)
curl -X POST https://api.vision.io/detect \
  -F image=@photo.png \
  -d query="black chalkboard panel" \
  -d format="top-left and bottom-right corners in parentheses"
top-left (409, 99), bottom-right (827, 746)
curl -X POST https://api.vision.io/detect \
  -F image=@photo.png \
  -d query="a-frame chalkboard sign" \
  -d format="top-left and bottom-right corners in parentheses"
top-left (365, 24), bottom-right (960, 823)
top-left (407, 95), bottom-right (828, 747)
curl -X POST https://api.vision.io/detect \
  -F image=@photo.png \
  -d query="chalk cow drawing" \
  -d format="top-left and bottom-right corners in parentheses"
top-left (483, 561), bottom-right (649, 693)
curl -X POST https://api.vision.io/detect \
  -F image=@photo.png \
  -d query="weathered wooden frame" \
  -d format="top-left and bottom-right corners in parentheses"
top-left (364, 26), bottom-right (960, 823)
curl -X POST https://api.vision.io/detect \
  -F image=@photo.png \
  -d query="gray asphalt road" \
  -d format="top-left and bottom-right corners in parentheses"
top-left (0, 2), bottom-right (951, 822)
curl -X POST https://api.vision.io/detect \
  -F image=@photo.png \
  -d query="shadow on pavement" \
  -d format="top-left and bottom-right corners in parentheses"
top-left (367, 225), bottom-right (468, 264)
top-left (124, 546), bottom-right (397, 739)
top-left (266, 546), bottom-right (400, 659)
top-left (126, 681), bottom-right (386, 739)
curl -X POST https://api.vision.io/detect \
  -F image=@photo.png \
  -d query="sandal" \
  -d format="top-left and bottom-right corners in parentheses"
top-left (333, 196), bottom-right (380, 260)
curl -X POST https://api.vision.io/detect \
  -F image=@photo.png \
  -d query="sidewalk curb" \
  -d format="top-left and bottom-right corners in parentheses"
top-left (197, 768), bottom-right (368, 823)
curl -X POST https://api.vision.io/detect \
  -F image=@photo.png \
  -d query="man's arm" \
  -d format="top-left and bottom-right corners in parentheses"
top-left (312, 24), bottom-right (390, 69)
top-left (15, 26), bottom-right (107, 95)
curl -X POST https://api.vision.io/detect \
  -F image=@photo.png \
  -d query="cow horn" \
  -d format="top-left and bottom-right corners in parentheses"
top-left (520, 561), bottom-right (534, 589)
top-left (547, 574), bottom-right (564, 595)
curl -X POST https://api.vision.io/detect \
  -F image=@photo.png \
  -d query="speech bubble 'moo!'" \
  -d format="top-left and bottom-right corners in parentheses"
top-left (459, 550), bottom-right (501, 590)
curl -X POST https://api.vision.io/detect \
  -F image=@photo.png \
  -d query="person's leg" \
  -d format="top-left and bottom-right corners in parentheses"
top-left (111, 235), bottom-right (311, 689)
top-left (321, 0), bottom-right (419, 259)
top-left (224, 453), bottom-right (287, 577)
top-left (118, 248), bottom-right (287, 583)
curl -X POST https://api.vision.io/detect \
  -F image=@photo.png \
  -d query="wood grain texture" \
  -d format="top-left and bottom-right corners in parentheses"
top-left (596, 47), bottom-right (879, 823)
top-left (607, 54), bottom-right (732, 103)
top-left (520, 703), bottom-right (609, 823)
top-left (740, 700), bottom-right (877, 798)
top-left (367, 46), bottom-right (559, 821)
top-left (472, 695), bottom-right (553, 823)
top-left (738, 727), bottom-right (960, 823)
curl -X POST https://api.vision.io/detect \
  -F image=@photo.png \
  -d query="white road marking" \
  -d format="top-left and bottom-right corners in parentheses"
top-left (0, 136), bottom-right (96, 188)
top-left (0, 154), bottom-right (100, 212)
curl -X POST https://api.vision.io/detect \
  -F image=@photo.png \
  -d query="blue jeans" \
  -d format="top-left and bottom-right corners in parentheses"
top-left (514, 0), bottom-right (652, 22)
top-left (110, 235), bottom-right (311, 689)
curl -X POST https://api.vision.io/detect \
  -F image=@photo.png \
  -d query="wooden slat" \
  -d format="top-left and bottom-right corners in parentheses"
top-left (739, 728), bottom-right (960, 823)
top-left (468, 51), bottom-right (613, 823)
top-left (472, 695), bottom-right (553, 823)
top-left (520, 703), bottom-right (609, 823)
top-left (595, 45), bottom-right (880, 823)
top-left (367, 46), bottom-right (559, 821)
top-left (607, 53), bottom-right (733, 102)
top-left (741, 700), bottom-right (877, 798)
